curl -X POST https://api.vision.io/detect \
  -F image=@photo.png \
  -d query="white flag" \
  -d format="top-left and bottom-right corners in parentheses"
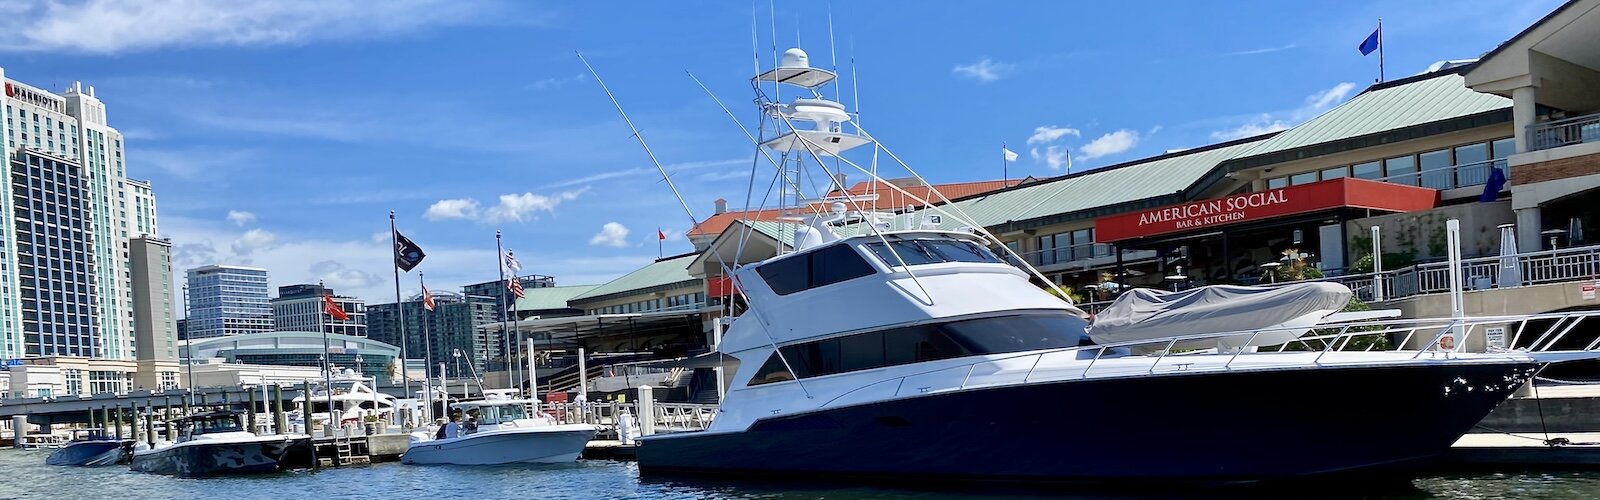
top-left (1002, 147), bottom-right (1019, 162)
top-left (502, 251), bottom-right (522, 275)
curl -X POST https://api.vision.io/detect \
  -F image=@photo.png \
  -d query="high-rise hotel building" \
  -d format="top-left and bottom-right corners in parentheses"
top-left (2, 67), bottom-right (165, 361)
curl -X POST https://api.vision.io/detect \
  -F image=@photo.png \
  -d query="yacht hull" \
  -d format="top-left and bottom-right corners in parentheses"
top-left (637, 361), bottom-right (1535, 484)
top-left (401, 425), bottom-right (598, 465)
top-left (46, 440), bottom-right (127, 466)
top-left (130, 437), bottom-right (306, 477)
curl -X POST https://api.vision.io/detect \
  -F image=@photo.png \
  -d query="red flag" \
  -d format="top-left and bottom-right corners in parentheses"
top-left (658, 228), bottom-right (666, 240)
top-left (422, 284), bottom-right (436, 312)
top-left (323, 292), bottom-right (350, 321)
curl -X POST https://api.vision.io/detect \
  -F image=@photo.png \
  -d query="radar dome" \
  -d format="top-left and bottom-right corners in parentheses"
top-left (781, 48), bottom-right (810, 68)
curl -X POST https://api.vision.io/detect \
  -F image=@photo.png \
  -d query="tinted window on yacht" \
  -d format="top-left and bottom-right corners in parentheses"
top-left (865, 239), bottom-right (1000, 267)
top-left (756, 244), bottom-right (876, 295)
top-left (747, 312), bottom-right (1088, 386)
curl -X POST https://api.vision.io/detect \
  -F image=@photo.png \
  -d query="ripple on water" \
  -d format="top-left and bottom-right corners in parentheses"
top-left (5, 449), bottom-right (1600, 500)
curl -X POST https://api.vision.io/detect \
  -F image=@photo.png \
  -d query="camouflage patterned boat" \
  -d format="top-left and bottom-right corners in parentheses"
top-left (129, 411), bottom-right (309, 477)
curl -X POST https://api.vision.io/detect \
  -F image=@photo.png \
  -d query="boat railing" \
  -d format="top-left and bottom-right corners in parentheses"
top-left (819, 310), bottom-right (1600, 409)
top-left (532, 400), bottom-right (716, 433)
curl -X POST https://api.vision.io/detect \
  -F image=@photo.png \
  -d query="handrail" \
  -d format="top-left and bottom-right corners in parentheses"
top-left (816, 309), bottom-right (1600, 409)
top-left (1529, 111), bottom-right (1600, 151)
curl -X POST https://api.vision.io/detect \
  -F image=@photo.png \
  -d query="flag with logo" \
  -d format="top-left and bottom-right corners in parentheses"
top-left (323, 292), bottom-right (350, 321)
top-left (502, 250), bottom-right (522, 276)
top-left (394, 231), bottom-right (426, 272)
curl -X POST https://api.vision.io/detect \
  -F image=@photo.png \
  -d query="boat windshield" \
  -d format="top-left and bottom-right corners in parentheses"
top-left (864, 239), bottom-right (1000, 267)
top-left (189, 416), bottom-right (243, 436)
top-left (468, 404), bottom-right (526, 425)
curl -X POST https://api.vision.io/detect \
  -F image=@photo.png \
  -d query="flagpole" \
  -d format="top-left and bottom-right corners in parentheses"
top-left (658, 228), bottom-right (663, 259)
top-left (1378, 18), bottom-right (1385, 83)
top-left (388, 211), bottom-right (412, 416)
top-left (419, 272), bottom-right (435, 422)
top-left (1002, 142), bottom-right (1009, 183)
top-left (496, 231), bottom-right (512, 392)
top-left (319, 281), bottom-right (334, 436)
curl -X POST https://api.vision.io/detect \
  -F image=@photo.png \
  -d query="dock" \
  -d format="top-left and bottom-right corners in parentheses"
top-left (1451, 432), bottom-right (1600, 466)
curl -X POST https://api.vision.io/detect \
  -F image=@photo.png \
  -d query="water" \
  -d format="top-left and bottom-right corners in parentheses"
top-left (3, 448), bottom-right (1599, 499)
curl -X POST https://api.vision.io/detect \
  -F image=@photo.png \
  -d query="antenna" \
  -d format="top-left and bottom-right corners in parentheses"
top-left (750, 0), bottom-right (761, 76)
top-left (827, 0), bottom-right (840, 103)
top-left (577, 52), bottom-right (699, 231)
top-left (769, 0), bottom-right (779, 106)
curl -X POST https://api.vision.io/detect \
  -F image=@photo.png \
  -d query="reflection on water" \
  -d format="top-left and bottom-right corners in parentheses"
top-left (2, 449), bottom-right (1598, 500)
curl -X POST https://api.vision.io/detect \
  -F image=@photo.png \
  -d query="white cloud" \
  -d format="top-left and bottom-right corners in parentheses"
top-left (1305, 82), bottom-right (1357, 114)
top-left (1026, 125), bottom-right (1080, 146)
top-left (484, 188), bottom-right (589, 223)
top-left (231, 228), bottom-right (278, 255)
top-left (136, 147), bottom-right (260, 180)
top-left (589, 222), bottom-right (631, 247)
top-left (1206, 82), bottom-right (1356, 141)
top-left (1210, 114), bottom-right (1292, 141)
top-left (226, 210), bottom-right (256, 226)
top-left (1222, 44), bottom-right (1298, 56)
top-left (1037, 146), bottom-right (1073, 170)
top-left (525, 73), bottom-right (585, 91)
top-left (424, 198), bottom-right (481, 221)
top-left (1078, 130), bottom-right (1140, 161)
top-left (952, 58), bottom-right (1013, 83)
top-left (0, 0), bottom-right (514, 54)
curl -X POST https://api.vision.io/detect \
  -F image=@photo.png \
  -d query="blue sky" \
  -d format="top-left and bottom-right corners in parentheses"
top-left (0, 0), bottom-right (1562, 303)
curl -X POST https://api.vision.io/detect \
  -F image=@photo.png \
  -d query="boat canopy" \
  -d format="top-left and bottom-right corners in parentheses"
top-left (1088, 283), bottom-right (1352, 346)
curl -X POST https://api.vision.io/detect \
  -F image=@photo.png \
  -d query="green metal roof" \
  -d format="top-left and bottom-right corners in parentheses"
top-left (515, 284), bottom-right (599, 311)
top-left (569, 253), bottom-right (700, 304)
top-left (918, 137), bottom-right (1270, 231)
top-left (1233, 72), bottom-right (1509, 161)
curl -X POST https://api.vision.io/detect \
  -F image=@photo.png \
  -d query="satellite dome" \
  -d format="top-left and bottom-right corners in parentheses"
top-left (781, 48), bottom-right (810, 68)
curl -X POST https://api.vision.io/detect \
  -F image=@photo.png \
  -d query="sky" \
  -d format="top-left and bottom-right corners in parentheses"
top-left (0, 0), bottom-right (1564, 306)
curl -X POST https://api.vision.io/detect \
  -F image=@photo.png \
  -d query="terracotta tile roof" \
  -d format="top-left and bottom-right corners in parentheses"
top-left (687, 178), bottom-right (1023, 237)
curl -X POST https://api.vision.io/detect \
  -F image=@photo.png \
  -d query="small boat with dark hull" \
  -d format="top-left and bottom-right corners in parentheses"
top-left (46, 429), bottom-right (129, 466)
top-left (130, 411), bottom-right (309, 477)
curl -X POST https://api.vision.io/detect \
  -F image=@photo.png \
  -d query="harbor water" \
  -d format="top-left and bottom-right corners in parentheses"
top-left (3, 448), bottom-right (1600, 499)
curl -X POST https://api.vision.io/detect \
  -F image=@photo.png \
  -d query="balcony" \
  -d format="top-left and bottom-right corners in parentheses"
top-left (1374, 157), bottom-right (1505, 192)
top-left (1304, 243), bottom-right (1600, 302)
top-left (1529, 112), bottom-right (1600, 152)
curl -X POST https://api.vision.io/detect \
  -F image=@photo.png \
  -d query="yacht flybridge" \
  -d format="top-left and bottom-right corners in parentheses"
top-left (621, 46), bottom-right (1600, 484)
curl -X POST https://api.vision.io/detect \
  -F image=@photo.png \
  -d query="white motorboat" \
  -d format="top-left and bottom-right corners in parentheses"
top-left (401, 397), bottom-right (598, 465)
top-left (129, 411), bottom-right (310, 477)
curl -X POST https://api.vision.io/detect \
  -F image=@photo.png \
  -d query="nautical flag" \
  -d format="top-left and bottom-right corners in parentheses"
top-left (422, 284), bottom-right (436, 312)
top-left (502, 251), bottom-right (522, 276)
top-left (394, 231), bottom-right (426, 272)
top-left (1480, 166), bottom-right (1507, 202)
top-left (507, 275), bottom-right (526, 299)
top-left (323, 292), bottom-right (350, 321)
top-left (1358, 27), bottom-right (1380, 56)
top-left (1002, 147), bottom-right (1019, 162)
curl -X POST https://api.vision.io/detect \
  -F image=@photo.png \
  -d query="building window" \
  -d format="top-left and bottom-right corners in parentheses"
top-left (1289, 172), bottom-right (1318, 186)
top-left (1320, 166), bottom-right (1347, 179)
top-left (1266, 177), bottom-right (1288, 190)
top-left (1351, 161), bottom-right (1382, 180)
top-left (1418, 148), bottom-right (1453, 189)
top-left (1383, 155), bottom-right (1416, 185)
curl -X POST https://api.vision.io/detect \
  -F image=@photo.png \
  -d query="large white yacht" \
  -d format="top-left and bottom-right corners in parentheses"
top-left (627, 46), bottom-right (1600, 483)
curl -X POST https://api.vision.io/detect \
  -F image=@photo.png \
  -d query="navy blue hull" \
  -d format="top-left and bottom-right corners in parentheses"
top-left (637, 362), bottom-right (1536, 484)
top-left (130, 438), bottom-right (304, 477)
top-left (46, 440), bottom-right (126, 466)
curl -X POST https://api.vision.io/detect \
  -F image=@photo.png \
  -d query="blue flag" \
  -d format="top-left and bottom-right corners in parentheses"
top-left (1480, 166), bottom-right (1507, 202)
top-left (1359, 28), bottom-right (1380, 55)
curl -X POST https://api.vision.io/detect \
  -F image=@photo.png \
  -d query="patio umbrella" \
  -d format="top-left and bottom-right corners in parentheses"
top-left (1497, 223), bottom-right (1522, 288)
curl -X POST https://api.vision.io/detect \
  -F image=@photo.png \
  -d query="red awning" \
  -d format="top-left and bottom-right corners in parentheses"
top-left (1094, 178), bottom-right (1437, 243)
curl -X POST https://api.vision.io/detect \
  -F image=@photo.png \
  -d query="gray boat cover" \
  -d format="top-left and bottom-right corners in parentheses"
top-left (1088, 283), bottom-right (1352, 345)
